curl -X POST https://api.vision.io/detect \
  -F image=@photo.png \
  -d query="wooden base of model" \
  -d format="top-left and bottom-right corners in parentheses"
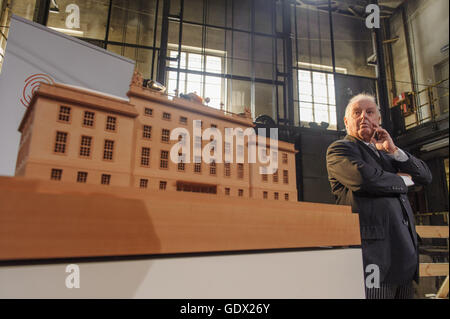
top-left (0, 176), bottom-right (360, 261)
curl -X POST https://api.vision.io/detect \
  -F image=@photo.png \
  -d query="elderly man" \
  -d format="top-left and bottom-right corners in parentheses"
top-left (326, 94), bottom-right (432, 299)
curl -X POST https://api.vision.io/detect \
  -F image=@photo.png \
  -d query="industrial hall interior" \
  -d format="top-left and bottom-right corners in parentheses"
top-left (0, 0), bottom-right (448, 299)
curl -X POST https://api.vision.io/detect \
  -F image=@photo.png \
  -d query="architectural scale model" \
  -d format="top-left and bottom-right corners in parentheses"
top-left (15, 70), bottom-right (298, 202)
top-left (1, 71), bottom-right (360, 265)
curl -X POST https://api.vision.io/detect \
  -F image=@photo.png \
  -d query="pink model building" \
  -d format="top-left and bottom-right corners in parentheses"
top-left (15, 70), bottom-right (298, 202)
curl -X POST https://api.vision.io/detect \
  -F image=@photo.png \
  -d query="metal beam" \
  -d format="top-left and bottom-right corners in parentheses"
top-left (156, 0), bottom-right (171, 85)
top-left (372, 0), bottom-right (392, 134)
top-left (282, 0), bottom-right (295, 126)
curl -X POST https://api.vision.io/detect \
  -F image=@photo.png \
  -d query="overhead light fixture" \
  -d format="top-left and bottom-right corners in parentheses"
top-left (420, 138), bottom-right (449, 152)
top-left (49, 0), bottom-right (60, 13)
top-left (367, 53), bottom-right (377, 66)
top-left (48, 27), bottom-right (84, 37)
top-left (297, 61), bottom-right (347, 74)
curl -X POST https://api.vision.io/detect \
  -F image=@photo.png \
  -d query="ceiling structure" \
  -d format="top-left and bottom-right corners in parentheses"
top-left (295, 0), bottom-right (405, 18)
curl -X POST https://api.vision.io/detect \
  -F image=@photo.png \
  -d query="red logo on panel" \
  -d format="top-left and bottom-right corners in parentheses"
top-left (20, 74), bottom-right (55, 107)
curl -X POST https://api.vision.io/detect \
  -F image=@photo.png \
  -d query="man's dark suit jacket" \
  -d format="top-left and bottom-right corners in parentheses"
top-left (326, 135), bottom-right (432, 285)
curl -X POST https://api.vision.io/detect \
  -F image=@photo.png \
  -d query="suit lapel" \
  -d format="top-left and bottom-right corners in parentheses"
top-left (344, 135), bottom-right (384, 167)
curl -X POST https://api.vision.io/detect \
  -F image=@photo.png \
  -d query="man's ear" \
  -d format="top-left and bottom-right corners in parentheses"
top-left (344, 117), bottom-right (348, 129)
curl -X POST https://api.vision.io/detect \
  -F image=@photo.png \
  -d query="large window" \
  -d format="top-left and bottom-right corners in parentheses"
top-left (298, 69), bottom-right (336, 128)
top-left (167, 47), bottom-right (225, 109)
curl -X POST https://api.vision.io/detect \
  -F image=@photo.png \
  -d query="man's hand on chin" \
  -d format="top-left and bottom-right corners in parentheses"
top-left (371, 125), bottom-right (398, 154)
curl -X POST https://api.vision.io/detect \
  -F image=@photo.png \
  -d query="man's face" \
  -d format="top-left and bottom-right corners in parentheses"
top-left (344, 99), bottom-right (380, 142)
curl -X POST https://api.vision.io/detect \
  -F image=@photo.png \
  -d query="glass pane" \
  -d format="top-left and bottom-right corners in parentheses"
top-left (10, 0), bottom-right (36, 21)
top-left (188, 53), bottom-right (203, 71)
top-left (47, 0), bottom-right (109, 40)
top-left (207, 0), bottom-right (226, 27)
top-left (332, 12), bottom-right (375, 77)
top-left (205, 55), bottom-right (222, 74)
top-left (183, 0), bottom-right (203, 24)
top-left (232, 31), bottom-right (251, 77)
top-left (314, 103), bottom-right (329, 123)
top-left (255, 83), bottom-right (276, 120)
top-left (108, 0), bottom-right (157, 47)
top-left (167, 72), bottom-right (186, 96)
top-left (299, 80), bottom-right (312, 96)
top-left (299, 94), bottom-right (312, 103)
top-left (181, 23), bottom-right (203, 48)
top-left (232, 0), bottom-right (251, 31)
top-left (254, 0), bottom-right (273, 35)
top-left (168, 51), bottom-right (186, 68)
top-left (204, 76), bottom-right (222, 109)
top-left (328, 74), bottom-right (336, 103)
top-left (299, 70), bottom-right (311, 81)
top-left (299, 102), bottom-right (314, 123)
top-left (107, 44), bottom-right (152, 78)
top-left (205, 27), bottom-right (226, 55)
top-left (313, 72), bottom-right (326, 84)
top-left (186, 73), bottom-right (202, 95)
top-left (229, 79), bottom-right (250, 114)
top-left (254, 35), bottom-right (274, 80)
top-left (295, 6), bottom-right (332, 71)
top-left (330, 110), bottom-right (337, 126)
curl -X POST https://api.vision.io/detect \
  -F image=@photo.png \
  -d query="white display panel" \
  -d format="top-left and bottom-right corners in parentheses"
top-left (0, 248), bottom-right (365, 299)
top-left (0, 15), bottom-right (135, 176)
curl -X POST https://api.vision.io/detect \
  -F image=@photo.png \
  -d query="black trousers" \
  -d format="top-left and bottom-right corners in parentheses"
top-left (365, 281), bottom-right (415, 299)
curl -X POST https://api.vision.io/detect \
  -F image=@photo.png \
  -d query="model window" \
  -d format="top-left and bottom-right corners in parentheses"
top-left (178, 153), bottom-right (185, 171)
top-left (58, 106), bottom-right (71, 122)
top-left (54, 131), bottom-right (68, 153)
top-left (285, 193), bottom-right (289, 201)
top-left (225, 188), bottom-right (230, 195)
top-left (79, 136), bottom-right (92, 157)
top-left (144, 108), bottom-right (153, 116)
top-left (50, 168), bottom-right (62, 180)
top-left (179, 116), bottom-right (188, 125)
top-left (101, 174), bottom-right (111, 185)
top-left (77, 171), bottom-right (88, 183)
top-left (274, 192), bottom-right (279, 200)
top-left (282, 153), bottom-right (288, 164)
top-left (283, 170), bottom-right (289, 184)
top-left (238, 189), bottom-right (244, 197)
top-left (273, 170), bottom-right (279, 183)
top-left (162, 112), bottom-right (171, 120)
top-left (143, 125), bottom-right (152, 139)
top-left (194, 157), bottom-right (202, 173)
top-left (210, 161), bottom-right (216, 175)
top-left (263, 191), bottom-right (268, 199)
top-left (160, 150), bottom-right (169, 168)
top-left (141, 147), bottom-right (150, 166)
top-left (159, 181), bottom-right (167, 190)
top-left (237, 164), bottom-right (244, 179)
top-left (161, 129), bottom-right (170, 142)
top-left (224, 163), bottom-right (231, 177)
top-left (83, 111), bottom-right (95, 127)
top-left (103, 140), bottom-right (114, 160)
top-left (140, 179), bottom-right (148, 188)
top-left (106, 116), bottom-right (117, 132)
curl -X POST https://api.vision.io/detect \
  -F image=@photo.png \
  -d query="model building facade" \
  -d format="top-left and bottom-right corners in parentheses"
top-left (15, 73), bottom-right (297, 201)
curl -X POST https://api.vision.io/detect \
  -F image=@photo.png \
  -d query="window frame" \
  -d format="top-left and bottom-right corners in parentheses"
top-left (297, 68), bottom-right (337, 129)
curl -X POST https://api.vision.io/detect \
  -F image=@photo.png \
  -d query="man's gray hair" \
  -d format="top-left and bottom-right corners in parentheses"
top-left (344, 93), bottom-right (380, 119)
